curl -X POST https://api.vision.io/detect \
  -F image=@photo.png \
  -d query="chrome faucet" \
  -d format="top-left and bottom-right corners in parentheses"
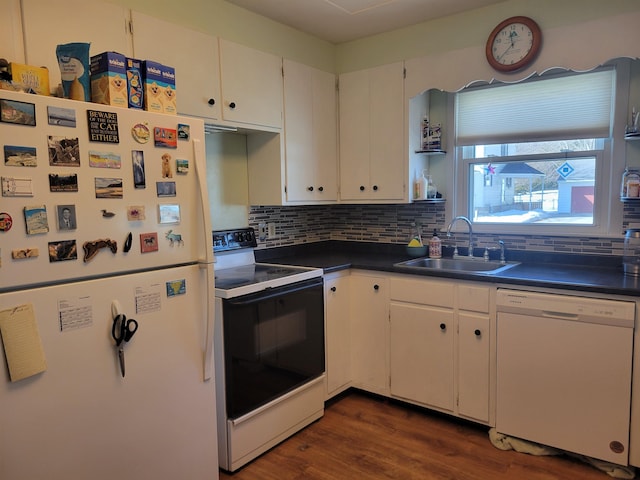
top-left (446, 216), bottom-right (473, 257)
top-left (498, 240), bottom-right (506, 264)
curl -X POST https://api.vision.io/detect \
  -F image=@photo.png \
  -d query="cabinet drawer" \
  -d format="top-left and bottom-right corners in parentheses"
top-left (390, 277), bottom-right (453, 308)
top-left (458, 285), bottom-right (490, 313)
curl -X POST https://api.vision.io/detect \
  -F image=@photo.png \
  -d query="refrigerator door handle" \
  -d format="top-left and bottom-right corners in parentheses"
top-left (193, 138), bottom-right (215, 381)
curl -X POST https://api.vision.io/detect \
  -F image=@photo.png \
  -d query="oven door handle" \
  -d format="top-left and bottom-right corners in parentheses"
top-left (225, 278), bottom-right (323, 305)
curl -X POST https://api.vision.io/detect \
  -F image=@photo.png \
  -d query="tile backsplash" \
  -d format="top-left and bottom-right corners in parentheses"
top-left (248, 202), bottom-right (640, 256)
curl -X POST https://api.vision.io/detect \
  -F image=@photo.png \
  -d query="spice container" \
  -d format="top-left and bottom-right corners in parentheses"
top-left (621, 167), bottom-right (640, 198)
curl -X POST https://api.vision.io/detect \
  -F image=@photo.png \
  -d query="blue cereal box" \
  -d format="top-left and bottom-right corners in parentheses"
top-left (90, 52), bottom-right (127, 108)
top-left (126, 57), bottom-right (144, 109)
top-left (142, 60), bottom-right (176, 115)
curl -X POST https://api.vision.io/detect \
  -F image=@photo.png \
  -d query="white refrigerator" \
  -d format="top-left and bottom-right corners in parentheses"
top-left (0, 90), bottom-right (218, 479)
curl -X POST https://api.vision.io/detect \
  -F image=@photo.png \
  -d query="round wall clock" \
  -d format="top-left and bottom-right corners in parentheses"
top-left (486, 16), bottom-right (542, 73)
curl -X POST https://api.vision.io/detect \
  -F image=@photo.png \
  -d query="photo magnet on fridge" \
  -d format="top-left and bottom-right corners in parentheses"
top-left (4, 145), bottom-right (37, 167)
top-left (0, 99), bottom-right (36, 126)
top-left (24, 204), bottom-right (49, 234)
top-left (48, 136), bottom-right (80, 167)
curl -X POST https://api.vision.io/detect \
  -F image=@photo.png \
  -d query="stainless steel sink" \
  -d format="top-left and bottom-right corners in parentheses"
top-left (394, 256), bottom-right (520, 274)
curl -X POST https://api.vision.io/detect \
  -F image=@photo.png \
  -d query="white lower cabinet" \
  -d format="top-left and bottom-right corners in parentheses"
top-left (324, 271), bottom-right (351, 399)
top-left (349, 271), bottom-right (389, 396)
top-left (389, 275), bottom-right (493, 424)
top-left (390, 302), bottom-right (455, 411)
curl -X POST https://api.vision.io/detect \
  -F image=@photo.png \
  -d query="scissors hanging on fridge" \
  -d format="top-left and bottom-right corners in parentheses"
top-left (111, 313), bottom-right (138, 377)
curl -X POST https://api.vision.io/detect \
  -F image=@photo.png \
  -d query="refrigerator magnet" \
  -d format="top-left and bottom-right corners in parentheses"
top-left (0, 212), bottom-right (13, 232)
top-left (47, 105), bottom-right (76, 127)
top-left (11, 247), bottom-right (38, 259)
top-left (158, 204), bottom-right (180, 224)
top-left (48, 240), bottom-right (78, 262)
top-left (176, 159), bottom-right (188, 174)
top-left (47, 136), bottom-right (80, 167)
top-left (140, 232), bottom-right (158, 253)
top-left (132, 150), bottom-right (146, 189)
top-left (164, 230), bottom-right (183, 247)
top-left (156, 181), bottom-right (176, 197)
top-left (87, 110), bottom-right (119, 144)
top-left (24, 205), bottom-right (49, 234)
top-left (166, 279), bottom-right (186, 297)
top-left (0, 99), bottom-right (36, 126)
top-left (82, 239), bottom-right (117, 262)
top-left (49, 173), bottom-right (78, 192)
top-left (95, 177), bottom-right (123, 198)
top-left (177, 124), bottom-right (190, 140)
top-left (161, 153), bottom-right (173, 178)
top-left (4, 145), bottom-right (37, 167)
top-left (154, 127), bottom-right (177, 148)
top-left (127, 205), bottom-right (145, 221)
top-left (131, 123), bottom-right (150, 143)
top-left (2, 177), bottom-right (33, 196)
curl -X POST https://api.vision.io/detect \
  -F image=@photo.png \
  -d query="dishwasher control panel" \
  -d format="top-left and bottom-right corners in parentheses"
top-left (496, 289), bottom-right (635, 327)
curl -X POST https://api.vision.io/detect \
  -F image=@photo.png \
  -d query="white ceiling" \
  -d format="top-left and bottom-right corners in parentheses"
top-left (224, 0), bottom-right (505, 43)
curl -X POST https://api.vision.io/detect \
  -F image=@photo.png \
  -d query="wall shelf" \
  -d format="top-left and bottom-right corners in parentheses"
top-left (415, 149), bottom-right (446, 155)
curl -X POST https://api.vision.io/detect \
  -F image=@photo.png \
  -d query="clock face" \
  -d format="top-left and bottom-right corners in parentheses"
top-left (486, 16), bottom-right (541, 72)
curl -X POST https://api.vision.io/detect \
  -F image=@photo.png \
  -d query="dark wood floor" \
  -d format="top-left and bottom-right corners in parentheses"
top-left (220, 390), bottom-right (616, 479)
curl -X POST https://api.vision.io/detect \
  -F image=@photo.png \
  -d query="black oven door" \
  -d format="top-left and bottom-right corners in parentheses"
top-left (222, 277), bottom-right (325, 420)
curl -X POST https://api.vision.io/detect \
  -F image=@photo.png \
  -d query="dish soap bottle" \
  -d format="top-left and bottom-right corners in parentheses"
top-left (408, 222), bottom-right (423, 247)
top-left (429, 229), bottom-right (442, 258)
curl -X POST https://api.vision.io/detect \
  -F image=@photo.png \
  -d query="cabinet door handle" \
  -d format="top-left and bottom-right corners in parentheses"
top-left (373, 185), bottom-right (379, 191)
top-left (330, 286), bottom-right (337, 292)
top-left (307, 186), bottom-right (314, 191)
top-left (360, 185), bottom-right (365, 191)
top-left (207, 98), bottom-right (216, 106)
top-left (229, 101), bottom-right (236, 109)
top-left (373, 284), bottom-right (379, 291)
top-left (318, 186), bottom-right (324, 192)
top-left (440, 323), bottom-right (446, 331)
top-left (474, 329), bottom-right (482, 337)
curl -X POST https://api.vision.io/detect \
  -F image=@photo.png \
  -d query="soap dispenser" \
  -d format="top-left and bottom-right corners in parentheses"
top-left (429, 229), bottom-right (442, 258)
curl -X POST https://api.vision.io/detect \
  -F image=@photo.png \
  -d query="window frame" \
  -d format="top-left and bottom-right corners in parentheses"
top-left (456, 149), bottom-right (607, 236)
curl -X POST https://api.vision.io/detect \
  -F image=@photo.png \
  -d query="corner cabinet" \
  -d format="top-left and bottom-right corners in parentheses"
top-left (247, 60), bottom-right (338, 205)
top-left (389, 275), bottom-right (494, 425)
top-left (339, 62), bottom-right (406, 202)
top-left (219, 39), bottom-right (283, 129)
top-left (131, 11), bottom-right (221, 120)
top-left (282, 59), bottom-right (338, 203)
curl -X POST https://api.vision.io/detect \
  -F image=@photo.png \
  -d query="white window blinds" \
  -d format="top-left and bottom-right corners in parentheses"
top-left (455, 69), bottom-right (615, 146)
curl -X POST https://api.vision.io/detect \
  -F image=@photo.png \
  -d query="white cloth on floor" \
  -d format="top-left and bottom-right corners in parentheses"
top-left (488, 428), bottom-right (636, 479)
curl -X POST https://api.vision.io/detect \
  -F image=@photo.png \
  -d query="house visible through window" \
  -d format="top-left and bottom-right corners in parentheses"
top-left (454, 68), bottom-right (616, 233)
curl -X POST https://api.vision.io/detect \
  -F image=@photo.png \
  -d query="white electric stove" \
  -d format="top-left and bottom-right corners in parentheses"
top-left (213, 228), bottom-right (323, 298)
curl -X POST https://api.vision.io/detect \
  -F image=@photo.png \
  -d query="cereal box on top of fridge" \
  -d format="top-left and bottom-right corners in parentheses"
top-left (9, 63), bottom-right (50, 95)
top-left (90, 51), bottom-right (127, 108)
top-left (143, 60), bottom-right (176, 114)
top-left (126, 57), bottom-right (143, 109)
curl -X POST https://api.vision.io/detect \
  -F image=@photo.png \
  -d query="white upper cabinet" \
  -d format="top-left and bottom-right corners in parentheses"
top-left (0, 0), bottom-right (25, 64)
top-left (21, 0), bottom-right (132, 93)
top-left (131, 11), bottom-right (221, 121)
top-left (219, 39), bottom-right (283, 129)
top-left (283, 59), bottom-right (338, 203)
top-left (339, 62), bottom-right (405, 202)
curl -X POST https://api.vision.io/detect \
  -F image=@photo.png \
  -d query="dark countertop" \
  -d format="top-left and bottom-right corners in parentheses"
top-left (255, 241), bottom-right (640, 297)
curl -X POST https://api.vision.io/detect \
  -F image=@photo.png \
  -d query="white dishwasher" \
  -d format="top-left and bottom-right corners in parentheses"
top-left (496, 288), bottom-right (635, 465)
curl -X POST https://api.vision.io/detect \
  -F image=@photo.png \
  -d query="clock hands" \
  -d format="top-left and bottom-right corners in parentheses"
top-left (496, 31), bottom-right (519, 62)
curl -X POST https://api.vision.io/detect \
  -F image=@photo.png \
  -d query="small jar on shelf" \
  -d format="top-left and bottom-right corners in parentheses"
top-left (621, 167), bottom-right (640, 199)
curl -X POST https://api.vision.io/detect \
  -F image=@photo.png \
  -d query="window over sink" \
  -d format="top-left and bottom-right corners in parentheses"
top-left (451, 64), bottom-right (626, 236)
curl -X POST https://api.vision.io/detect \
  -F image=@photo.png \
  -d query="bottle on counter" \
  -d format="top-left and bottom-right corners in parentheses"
top-left (429, 229), bottom-right (442, 258)
top-left (408, 222), bottom-right (423, 247)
